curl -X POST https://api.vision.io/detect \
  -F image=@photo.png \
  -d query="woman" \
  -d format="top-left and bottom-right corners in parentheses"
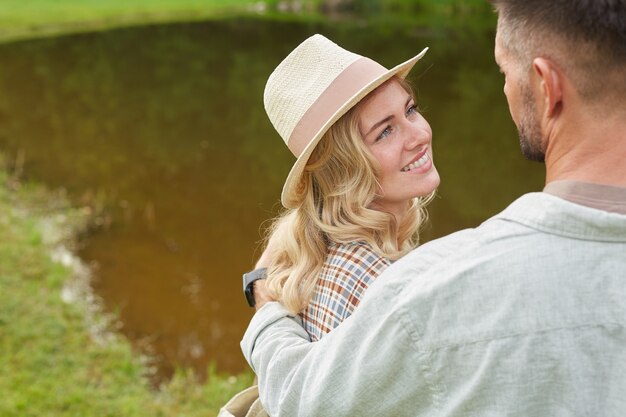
top-left (251, 33), bottom-right (439, 339)
top-left (221, 34), bottom-right (439, 417)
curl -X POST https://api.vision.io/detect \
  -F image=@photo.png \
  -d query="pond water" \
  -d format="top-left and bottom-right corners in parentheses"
top-left (0, 17), bottom-right (544, 381)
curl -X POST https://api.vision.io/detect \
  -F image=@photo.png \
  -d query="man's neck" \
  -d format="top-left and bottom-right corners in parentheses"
top-left (545, 113), bottom-right (626, 188)
top-left (546, 153), bottom-right (626, 187)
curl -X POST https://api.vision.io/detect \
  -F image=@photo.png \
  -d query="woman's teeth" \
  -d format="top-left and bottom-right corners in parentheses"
top-left (401, 153), bottom-right (430, 172)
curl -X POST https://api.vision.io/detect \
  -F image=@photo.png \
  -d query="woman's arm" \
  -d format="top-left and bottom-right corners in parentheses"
top-left (242, 264), bottom-right (427, 417)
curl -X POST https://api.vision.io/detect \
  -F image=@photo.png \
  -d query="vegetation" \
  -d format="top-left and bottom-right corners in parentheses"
top-left (0, 0), bottom-right (264, 43)
top-left (0, 167), bottom-right (253, 416)
top-left (0, 0), bottom-right (493, 43)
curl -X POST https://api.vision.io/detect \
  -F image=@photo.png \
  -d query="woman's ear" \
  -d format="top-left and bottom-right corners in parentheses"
top-left (532, 57), bottom-right (563, 119)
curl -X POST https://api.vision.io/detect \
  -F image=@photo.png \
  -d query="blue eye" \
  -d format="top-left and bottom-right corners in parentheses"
top-left (407, 104), bottom-right (418, 116)
top-left (376, 126), bottom-right (392, 141)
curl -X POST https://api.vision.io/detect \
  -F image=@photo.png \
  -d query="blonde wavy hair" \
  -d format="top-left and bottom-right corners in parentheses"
top-left (264, 77), bottom-right (434, 314)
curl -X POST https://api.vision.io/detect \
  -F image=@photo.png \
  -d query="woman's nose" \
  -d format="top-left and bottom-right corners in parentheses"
top-left (403, 122), bottom-right (427, 150)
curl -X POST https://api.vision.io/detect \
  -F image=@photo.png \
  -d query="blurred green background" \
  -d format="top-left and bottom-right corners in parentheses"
top-left (0, 0), bottom-right (492, 43)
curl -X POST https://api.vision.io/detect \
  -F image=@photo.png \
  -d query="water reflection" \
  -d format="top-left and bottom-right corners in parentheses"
top-left (0, 18), bottom-right (543, 381)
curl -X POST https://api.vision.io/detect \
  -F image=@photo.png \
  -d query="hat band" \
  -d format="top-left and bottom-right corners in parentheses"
top-left (287, 57), bottom-right (388, 157)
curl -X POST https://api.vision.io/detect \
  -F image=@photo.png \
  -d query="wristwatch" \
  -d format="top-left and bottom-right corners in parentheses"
top-left (242, 267), bottom-right (267, 307)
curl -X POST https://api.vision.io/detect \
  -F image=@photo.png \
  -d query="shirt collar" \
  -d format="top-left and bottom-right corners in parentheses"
top-left (543, 180), bottom-right (626, 215)
top-left (492, 192), bottom-right (626, 242)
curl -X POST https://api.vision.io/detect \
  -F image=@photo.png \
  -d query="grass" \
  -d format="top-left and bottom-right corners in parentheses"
top-left (0, 168), bottom-right (254, 417)
top-left (0, 0), bottom-right (494, 44)
top-left (0, 0), bottom-right (279, 43)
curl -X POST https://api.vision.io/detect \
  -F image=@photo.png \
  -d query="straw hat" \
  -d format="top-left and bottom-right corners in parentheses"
top-left (264, 34), bottom-right (428, 208)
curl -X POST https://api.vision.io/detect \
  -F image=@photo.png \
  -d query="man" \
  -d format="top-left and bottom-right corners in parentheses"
top-left (242, 1), bottom-right (626, 415)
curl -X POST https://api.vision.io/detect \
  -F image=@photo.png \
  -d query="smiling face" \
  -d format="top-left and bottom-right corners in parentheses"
top-left (357, 78), bottom-right (440, 218)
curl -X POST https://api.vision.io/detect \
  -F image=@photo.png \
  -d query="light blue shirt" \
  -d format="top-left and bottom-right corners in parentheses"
top-left (242, 192), bottom-right (626, 416)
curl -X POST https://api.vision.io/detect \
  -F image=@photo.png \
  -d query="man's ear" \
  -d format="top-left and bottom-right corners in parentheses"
top-left (532, 57), bottom-right (563, 119)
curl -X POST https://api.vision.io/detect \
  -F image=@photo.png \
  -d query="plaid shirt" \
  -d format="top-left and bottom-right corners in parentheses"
top-left (300, 241), bottom-right (391, 341)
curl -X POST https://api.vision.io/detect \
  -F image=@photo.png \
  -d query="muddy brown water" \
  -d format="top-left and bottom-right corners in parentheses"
top-left (0, 17), bottom-right (543, 381)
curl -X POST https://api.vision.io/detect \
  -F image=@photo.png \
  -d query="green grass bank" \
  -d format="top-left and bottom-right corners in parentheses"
top-left (0, 0), bottom-right (281, 43)
top-left (0, 0), bottom-right (492, 44)
top-left (0, 168), bottom-right (253, 416)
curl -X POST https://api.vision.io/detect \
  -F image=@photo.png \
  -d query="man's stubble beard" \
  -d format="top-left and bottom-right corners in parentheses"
top-left (518, 81), bottom-right (546, 163)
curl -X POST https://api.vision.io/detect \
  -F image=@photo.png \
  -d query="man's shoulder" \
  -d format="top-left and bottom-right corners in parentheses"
top-left (372, 192), bottom-right (626, 347)
top-left (359, 190), bottom-right (626, 312)
top-left (396, 189), bottom-right (626, 272)
top-left (374, 193), bottom-right (560, 288)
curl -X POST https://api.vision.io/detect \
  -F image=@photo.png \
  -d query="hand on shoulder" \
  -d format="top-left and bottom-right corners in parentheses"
top-left (253, 235), bottom-right (280, 310)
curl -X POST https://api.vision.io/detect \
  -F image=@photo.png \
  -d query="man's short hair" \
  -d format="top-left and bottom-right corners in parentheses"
top-left (491, 0), bottom-right (626, 103)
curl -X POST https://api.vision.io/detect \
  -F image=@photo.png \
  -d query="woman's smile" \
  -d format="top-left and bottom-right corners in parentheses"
top-left (401, 148), bottom-right (432, 173)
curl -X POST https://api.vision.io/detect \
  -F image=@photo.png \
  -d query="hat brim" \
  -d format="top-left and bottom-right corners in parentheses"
top-left (280, 47), bottom-right (429, 208)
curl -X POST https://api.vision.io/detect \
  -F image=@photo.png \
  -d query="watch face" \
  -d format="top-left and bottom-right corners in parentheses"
top-left (244, 282), bottom-right (256, 307)
top-left (242, 268), bottom-right (267, 308)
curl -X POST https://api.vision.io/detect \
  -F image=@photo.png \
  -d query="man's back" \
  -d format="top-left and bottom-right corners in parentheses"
top-left (383, 192), bottom-right (626, 415)
top-left (244, 192), bottom-right (626, 416)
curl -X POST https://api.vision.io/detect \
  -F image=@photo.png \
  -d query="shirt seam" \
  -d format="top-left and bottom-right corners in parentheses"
top-left (487, 216), bottom-right (626, 243)
top-left (424, 321), bottom-right (624, 352)
top-left (395, 284), bottom-right (446, 413)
